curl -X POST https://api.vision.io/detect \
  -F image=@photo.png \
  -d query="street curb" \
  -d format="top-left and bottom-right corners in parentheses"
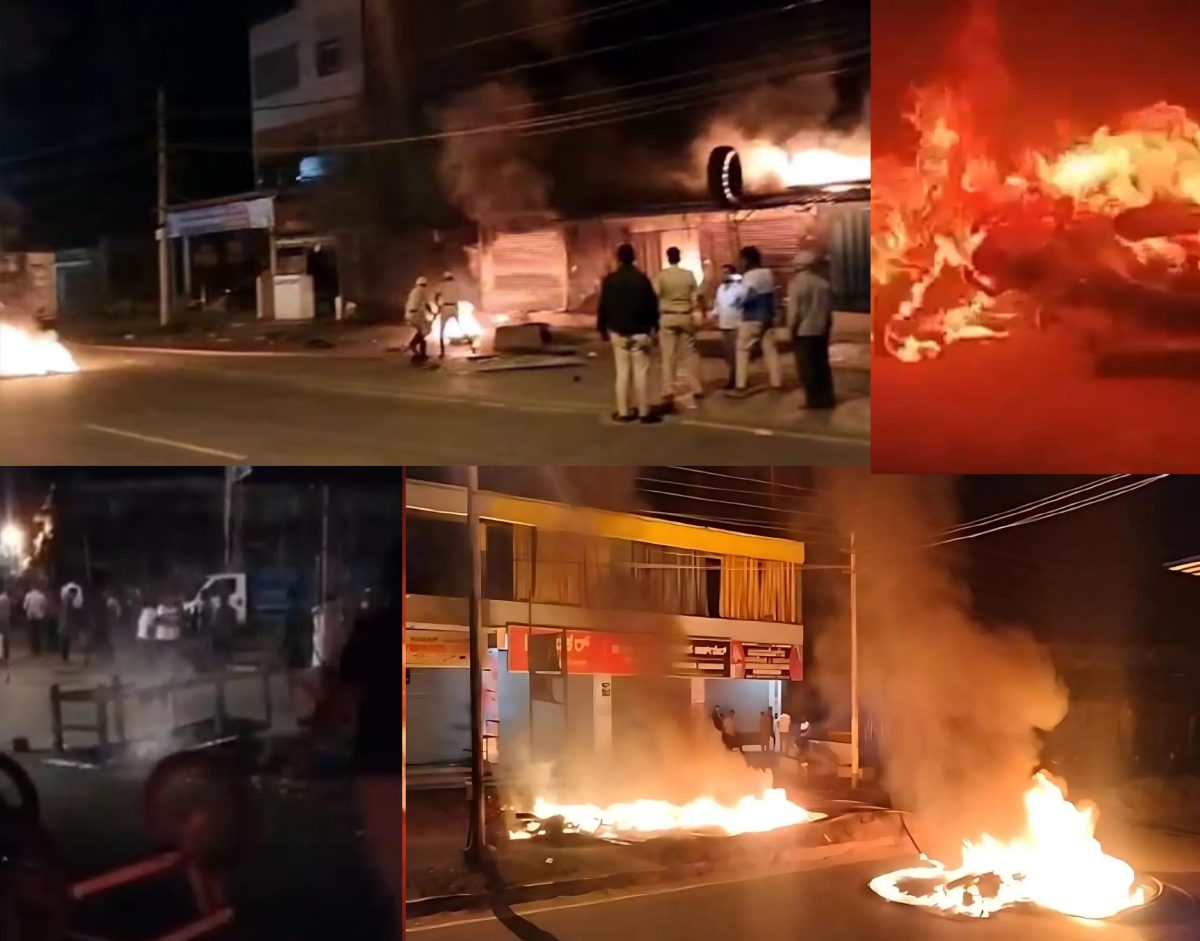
top-left (73, 342), bottom-right (378, 359)
top-left (406, 825), bottom-right (906, 920)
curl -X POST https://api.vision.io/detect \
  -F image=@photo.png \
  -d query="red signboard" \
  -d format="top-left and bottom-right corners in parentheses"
top-left (507, 626), bottom-right (646, 676)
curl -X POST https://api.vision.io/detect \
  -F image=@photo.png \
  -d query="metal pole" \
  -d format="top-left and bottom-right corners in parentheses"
top-left (465, 466), bottom-right (488, 864)
top-left (849, 530), bottom-right (860, 785)
top-left (156, 87), bottom-right (171, 327)
top-left (320, 484), bottom-right (330, 607)
top-left (223, 469), bottom-right (233, 570)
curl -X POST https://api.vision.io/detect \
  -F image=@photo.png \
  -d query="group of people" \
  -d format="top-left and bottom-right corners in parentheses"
top-left (404, 270), bottom-right (472, 364)
top-left (711, 704), bottom-right (803, 756)
top-left (0, 579), bottom-right (124, 665)
top-left (597, 242), bottom-right (837, 423)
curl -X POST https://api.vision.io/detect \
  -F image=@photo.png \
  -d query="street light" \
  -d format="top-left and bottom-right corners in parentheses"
top-left (0, 521), bottom-right (24, 557)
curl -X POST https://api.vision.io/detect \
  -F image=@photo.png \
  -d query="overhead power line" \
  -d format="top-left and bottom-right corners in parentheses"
top-left (665, 467), bottom-right (820, 495)
top-left (0, 119), bottom-right (153, 170)
top-left (943, 476), bottom-right (1127, 536)
top-left (930, 476), bottom-right (1168, 548)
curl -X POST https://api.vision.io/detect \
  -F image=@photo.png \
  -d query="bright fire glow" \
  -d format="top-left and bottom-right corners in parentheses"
top-left (869, 773), bottom-right (1147, 920)
top-left (742, 143), bottom-right (871, 188)
top-left (0, 323), bottom-right (80, 377)
top-left (874, 97), bottom-right (1200, 361)
top-left (509, 788), bottom-right (824, 841)
top-left (429, 299), bottom-right (483, 344)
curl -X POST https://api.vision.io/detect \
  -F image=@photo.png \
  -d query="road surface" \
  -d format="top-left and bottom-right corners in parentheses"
top-left (408, 856), bottom-right (1200, 941)
top-left (0, 347), bottom-right (868, 465)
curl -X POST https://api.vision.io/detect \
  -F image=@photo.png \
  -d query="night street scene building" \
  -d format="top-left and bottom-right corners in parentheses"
top-left (0, 0), bottom-right (870, 464)
top-left (3, 470), bottom-right (1200, 939)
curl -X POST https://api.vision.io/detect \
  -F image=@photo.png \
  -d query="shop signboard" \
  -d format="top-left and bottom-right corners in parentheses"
top-left (735, 641), bottom-right (803, 680)
top-left (507, 626), bottom-right (644, 676)
top-left (405, 628), bottom-right (470, 668)
top-left (672, 636), bottom-right (733, 678)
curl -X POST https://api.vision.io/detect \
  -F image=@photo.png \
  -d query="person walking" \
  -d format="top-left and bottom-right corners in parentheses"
top-left (712, 264), bottom-right (747, 390)
top-left (760, 708), bottom-right (774, 752)
top-left (655, 247), bottom-right (702, 410)
top-left (405, 276), bottom-right (432, 364)
top-left (137, 600), bottom-right (158, 669)
top-left (22, 583), bottom-right (48, 657)
top-left (212, 591), bottom-right (237, 666)
top-left (597, 243), bottom-right (662, 424)
top-left (733, 246), bottom-right (782, 394)
top-left (786, 249), bottom-right (837, 409)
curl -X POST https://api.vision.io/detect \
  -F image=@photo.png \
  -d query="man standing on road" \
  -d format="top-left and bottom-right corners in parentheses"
top-left (597, 243), bottom-right (662, 424)
top-left (434, 271), bottom-right (467, 360)
top-left (786, 249), bottom-right (837, 410)
top-left (655, 247), bottom-right (702, 411)
top-left (405, 276), bottom-right (432, 364)
top-left (23, 583), bottom-right (48, 657)
top-left (777, 709), bottom-right (793, 758)
top-left (59, 583), bottom-right (85, 663)
top-left (734, 246), bottom-right (782, 395)
top-left (713, 264), bottom-right (747, 390)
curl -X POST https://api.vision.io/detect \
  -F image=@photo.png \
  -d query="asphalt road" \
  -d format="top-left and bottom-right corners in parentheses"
top-left (407, 856), bottom-right (1200, 941)
top-left (0, 347), bottom-right (868, 465)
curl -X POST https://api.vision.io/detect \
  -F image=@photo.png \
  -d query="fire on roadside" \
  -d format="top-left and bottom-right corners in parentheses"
top-left (508, 788), bottom-right (824, 842)
top-left (873, 94), bottom-right (1200, 362)
top-left (429, 299), bottom-right (484, 345)
top-left (0, 321), bottom-right (80, 377)
top-left (869, 772), bottom-right (1152, 920)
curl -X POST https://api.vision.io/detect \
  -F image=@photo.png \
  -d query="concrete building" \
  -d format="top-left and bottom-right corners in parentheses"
top-left (403, 480), bottom-right (807, 774)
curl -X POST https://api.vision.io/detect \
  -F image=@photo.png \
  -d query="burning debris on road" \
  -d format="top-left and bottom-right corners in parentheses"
top-left (508, 789), bottom-right (824, 843)
top-left (869, 772), bottom-right (1156, 920)
top-left (0, 319), bottom-right (79, 378)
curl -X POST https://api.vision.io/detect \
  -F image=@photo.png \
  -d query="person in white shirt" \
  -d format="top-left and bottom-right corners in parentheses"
top-left (23, 585), bottom-right (49, 656)
top-left (712, 265), bottom-right (747, 390)
top-left (776, 710), bottom-right (793, 757)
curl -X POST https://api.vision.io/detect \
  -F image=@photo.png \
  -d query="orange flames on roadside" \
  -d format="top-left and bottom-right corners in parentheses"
top-left (0, 322), bottom-right (80, 377)
top-left (509, 788), bottom-right (823, 841)
top-left (870, 772), bottom-right (1150, 920)
top-left (873, 94), bottom-right (1200, 362)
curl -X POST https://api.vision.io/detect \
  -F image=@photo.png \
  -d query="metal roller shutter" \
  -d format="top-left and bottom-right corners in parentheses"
top-left (484, 228), bottom-right (568, 314)
top-left (829, 205), bottom-right (870, 312)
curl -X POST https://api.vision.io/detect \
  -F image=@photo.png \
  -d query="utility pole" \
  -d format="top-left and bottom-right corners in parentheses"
top-left (465, 466), bottom-right (488, 865)
top-left (156, 87), bottom-right (171, 327)
top-left (849, 530), bottom-right (860, 786)
top-left (223, 468), bottom-right (233, 570)
top-left (319, 484), bottom-right (330, 607)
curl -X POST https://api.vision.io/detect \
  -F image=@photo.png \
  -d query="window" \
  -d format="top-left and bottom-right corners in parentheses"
top-left (253, 43), bottom-right (300, 99)
top-left (315, 38), bottom-right (342, 77)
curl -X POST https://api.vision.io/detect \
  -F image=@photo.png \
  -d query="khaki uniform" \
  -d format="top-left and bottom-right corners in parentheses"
top-left (434, 279), bottom-right (461, 357)
top-left (610, 333), bottom-right (653, 417)
top-left (654, 265), bottom-right (701, 404)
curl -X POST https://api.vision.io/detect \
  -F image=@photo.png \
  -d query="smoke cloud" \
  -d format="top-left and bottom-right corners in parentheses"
top-left (814, 470), bottom-right (1068, 860)
top-left (436, 80), bottom-right (553, 227)
top-left (683, 71), bottom-right (870, 192)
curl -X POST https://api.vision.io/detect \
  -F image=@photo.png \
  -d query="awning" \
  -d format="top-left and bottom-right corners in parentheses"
top-left (166, 195), bottom-right (275, 238)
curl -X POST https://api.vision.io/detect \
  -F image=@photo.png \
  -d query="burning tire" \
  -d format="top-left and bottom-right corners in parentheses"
top-left (708, 146), bottom-right (744, 207)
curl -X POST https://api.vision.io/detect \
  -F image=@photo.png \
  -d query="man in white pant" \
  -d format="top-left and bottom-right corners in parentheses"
top-left (655, 246), bottom-right (702, 410)
top-left (597, 243), bottom-right (662, 424)
top-left (733, 245), bottom-right (782, 394)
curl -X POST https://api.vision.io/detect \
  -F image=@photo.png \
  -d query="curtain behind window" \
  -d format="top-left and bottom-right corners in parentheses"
top-left (719, 556), bottom-right (798, 622)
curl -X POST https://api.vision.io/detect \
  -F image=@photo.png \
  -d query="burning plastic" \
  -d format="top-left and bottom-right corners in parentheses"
top-left (869, 772), bottom-right (1149, 920)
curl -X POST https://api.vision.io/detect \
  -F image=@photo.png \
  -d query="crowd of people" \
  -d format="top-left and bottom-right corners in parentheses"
top-left (597, 242), bottom-right (837, 423)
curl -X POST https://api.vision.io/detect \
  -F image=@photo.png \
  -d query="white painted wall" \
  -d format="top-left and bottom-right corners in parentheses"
top-left (250, 0), bottom-right (364, 136)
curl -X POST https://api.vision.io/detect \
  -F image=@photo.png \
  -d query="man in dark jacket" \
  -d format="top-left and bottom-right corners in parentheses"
top-left (597, 243), bottom-right (662, 423)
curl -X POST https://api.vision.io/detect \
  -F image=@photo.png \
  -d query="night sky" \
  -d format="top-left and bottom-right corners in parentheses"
top-left (4, 469), bottom-right (1200, 648)
top-left (0, 0), bottom-right (868, 247)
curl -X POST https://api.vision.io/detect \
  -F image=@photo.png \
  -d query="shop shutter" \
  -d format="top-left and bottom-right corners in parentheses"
top-left (485, 228), bottom-right (568, 314)
top-left (829, 205), bottom-right (870, 312)
top-left (734, 209), bottom-right (809, 272)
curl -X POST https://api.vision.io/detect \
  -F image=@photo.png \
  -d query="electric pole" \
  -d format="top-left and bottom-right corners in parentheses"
top-left (465, 467), bottom-right (488, 865)
top-left (156, 87), bottom-right (171, 327)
